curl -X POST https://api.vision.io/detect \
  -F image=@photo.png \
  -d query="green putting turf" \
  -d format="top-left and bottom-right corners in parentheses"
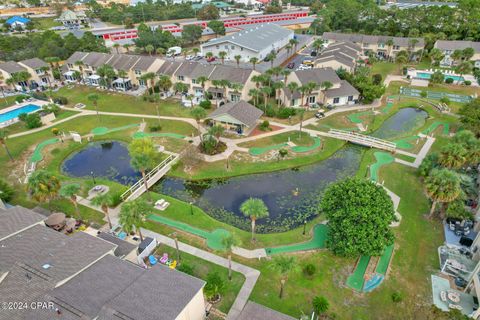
top-left (91, 124), bottom-right (139, 136)
top-left (376, 244), bottom-right (395, 275)
top-left (133, 132), bottom-right (186, 139)
top-left (347, 111), bottom-right (372, 124)
top-left (147, 214), bottom-right (231, 251)
top-left (422, 121), bottom-right (450, 135)
top-left (265, 224), bottom-right (329, 255)
top-left (381, 96), bottom-right (396, 113)
top-left (346, 255), bottom-right (370, 292)
top-left (369, 152), bottom-right (395, 182)
top-left (249, 143), bottom-right (289, 156)
top-left (30, 138), bottom-right (60, 163)
top-left (291, 137), bottom-right (322, 153)
top-left (394, 136), bottom-right (420, 149)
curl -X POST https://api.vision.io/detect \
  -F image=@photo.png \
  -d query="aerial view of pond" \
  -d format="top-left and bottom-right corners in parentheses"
top-left (61, 107), bottom-right (428, 233)
top-left (62, 141), bottom-right (141, 185)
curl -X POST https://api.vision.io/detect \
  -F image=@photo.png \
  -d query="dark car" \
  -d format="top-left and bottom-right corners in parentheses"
top-left (315, 111), bottom-right (325, 119)
top-left (207, 57), bottom-right (216, 62)
top-left (326, 104), bottom-right (335, 110)
top-left (310, 51), bottom-right (317, 57)
top-left (287, 62), bottom-right (295, 69)
top-left (193, 56), bottom-right (203, 61)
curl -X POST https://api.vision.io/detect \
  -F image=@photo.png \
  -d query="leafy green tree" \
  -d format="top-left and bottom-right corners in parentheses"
top-left (312, 296), bottom-right (329, 318)
top-left (425, 169), bottom-right (462, 219)
top-left (0, 130), bottom-right (13, 161)
top-left (221, 234), bottom-right (240, 280)
top-left (270, 255), bottom-right (298, 299)
top-left (240, 197), bottom-right (269, 241)
top-left (182, 24), bottom-right (203, 44)
top-left (249, 57), bottom-right (259, 70)
top-left (218, 51), bottom-right (227, 65)
top-left (459, 99), bottom-right (480, 137)
top-left (119, 198), bottom-right (149, 241)
top-left (320, 178), bottom-right (395, 257)
top-left (27, 170), bottom-right (60, 209)
top-left (128, 138), bottom-right (157, 202)
top-left (204, 272), bottom-right (225, 301)
top-left (207, 20), bottom-right (225, 36)
top-left (197, 4), bottom-right (220, 20)
top-left (91, 193), bottom-right (115, 228)
top-left (429, 71), bottom-right (445, 84)
top-left (446, 199), bottom-right (473, 221)
top-left (59, 183), bottom-right (81, 219)
top-left (0, 179), bottom-right (14, 202)
top-left (418, 153), bottom-right (439, 177)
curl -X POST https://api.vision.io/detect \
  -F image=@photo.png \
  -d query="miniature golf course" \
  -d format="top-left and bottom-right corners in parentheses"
top-left (30, 138), bottom-right (60, 163)
top-left (249, 143), bottom-right (288, 156)
top-left (291, 137), bottom-right (322, 153)
top-left (422, 121), bottom-right (450, 135)
top-left (132, 132), bottom-right (186, 139)
top-left (265, 224), bottom-right (329, 255)
top-left (394, 136), bottom-right (420, 149)
top-left (91, 124), bottom-right (139, 136)
top-left (369, 152), bottom-right (394, 182)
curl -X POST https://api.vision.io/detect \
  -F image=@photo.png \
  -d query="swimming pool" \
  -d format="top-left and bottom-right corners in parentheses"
top-left (416, 72), bottom-right (464, 82)
top-left (0, 104), bottom-right (41, 124)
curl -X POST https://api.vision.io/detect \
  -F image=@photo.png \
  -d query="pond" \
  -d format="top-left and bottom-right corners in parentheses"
top-left (61, 107), bottom-right (428, 233)
top-left (62, 141), bottom-right (141, 185)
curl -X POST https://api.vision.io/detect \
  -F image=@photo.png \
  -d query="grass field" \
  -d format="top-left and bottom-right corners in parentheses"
top-left (239, 131), bottom-right (314, 148)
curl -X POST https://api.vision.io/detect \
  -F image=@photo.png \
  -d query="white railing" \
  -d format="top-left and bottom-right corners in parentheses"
top-left (120, 154), bottom-right (178, 201)
top-left (328, 129), bottom-right (396, 152)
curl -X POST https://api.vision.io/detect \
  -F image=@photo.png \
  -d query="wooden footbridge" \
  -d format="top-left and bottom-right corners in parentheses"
top-left (328, 129), bottom-right (397, 152)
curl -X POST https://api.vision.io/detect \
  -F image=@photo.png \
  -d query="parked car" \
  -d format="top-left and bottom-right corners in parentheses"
top-left (326, 104), bottom-right (335, 110)
top-left (186, 55), bottom-right (194, 60)
top-left (315, 111), bottom-right (325, 119)
top-left (287, 62), bottom-right (295, 69)
top-left (302, 59), bottom-right (314, 66)
top-left (193, 55), bottom-right (203, 61)
top-left (207, 56), bottom-right (216, 62)
top-left (310, 51), bottom-right (317, 57)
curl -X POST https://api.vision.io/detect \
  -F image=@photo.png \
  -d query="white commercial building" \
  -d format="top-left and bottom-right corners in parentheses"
top-left (201, 23), bottom-right (294, 62)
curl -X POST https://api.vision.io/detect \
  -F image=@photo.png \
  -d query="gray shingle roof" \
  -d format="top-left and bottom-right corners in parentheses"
top-left (324, 80), bottom-right (359, 98)
top-left (294, 68), bottom-right (341, 86)
top-left (108, 54), bottom-right (140, 71)
top-left (0, 61), bottom-right (27, 74)
top-left (65, 51), bottom-right (89, 64)
top-left (209, 65), bottom-right (254, 84)
top-left (175, 61), bottom-right (215, 78)
top-left (97, 232), bottom-right (136, 257)
top-left (157, 60), bottom-right (182, 76)
top-left (322, 32), bottom-right (425, 48)
top-left (323, 43), bottom-right (360, 60)
top-left (19, 58), bottom-right (48, 70)
top-left (132, 55), bottom-right (158, 71)
top-left (435, 40), bottom-right (480, 53)
top-left (0, 206), bottom-right (45, 241)
top-left (237, 301), bottom-right (296, 320)
top-left (209, 100), bottom-right (263, 128)
top-left (327, 41), bottom-right (362, 52)
top-left (82, 52), bottom-right (113, 68)
top-left (315, 53), bottom-right (355, 69)
top-left (202, 23), bottom-right (293, 52)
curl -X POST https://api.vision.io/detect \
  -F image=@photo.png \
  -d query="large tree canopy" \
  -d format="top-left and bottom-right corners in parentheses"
top-left (459, 98), bottom-right (480, 138)
top-left (320, 178), bottom-right (395, 257)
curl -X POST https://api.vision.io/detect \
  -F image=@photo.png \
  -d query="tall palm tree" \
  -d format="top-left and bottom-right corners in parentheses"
top-left (74, 60), bottom-right (85, 83)
top-left (119, 198), bottom-right (149, 241)
top-left (289, 38), bottom-right (299, 52)
top-left (44, 56), bottom-right (61, 81)
top-left (249, 88), bottom-right (260, 106)
top-left (196, 76), bottom-right (209, 99)
top-left (272, 81), bottom-right (284, 108)
top-left (157, 74), bottom-right (172, 96)
top-left (249, 57), bottom-right (259, 70)
top-left (439, 143), bottom-right (467, 169)
top-left (128, 138), bottom-right (157, 202)
top-left (270, 255), bottom-right (298, 299)
top-left (285, 44), bottom-right (292, 56)
top-left (0, 130), bottom-right (13, 161)
top-left (218, 79), bottom-right (230, 102)
top-left (140, 72), bottom-right (156, 94)
top-left (39, 66), bottom-right (52, 87)
top-left (190, 107), bottom-right (207, 134)
top-left (59, 183), bottom-right (81, 219)
top-left (455, 61), bottom-right (473, 84)
top-left (234, 55), bottom-right (242, 67)
top-left (113, 43), bottom-right (120, 54)
top-left (385, 38), bottom-right (394, 60)
top-left (91, 193), bottom-right (114, 228)
top-left (27, 170), bottom-right (60, 209)
top-left (97, 64), bottom-right (115, 89)
top-left (87, 93), bottom-right (100, 122)
top-left (208, 125), bottom-right (224, 147)
top-left (303, 81), bottom-right (318, 107)
top-left (205, 52), bottom-right (214, 62)
top-left (192, 47), bottom-right (200, 57)
top-left (312, 38), bottom-right (323, 52)
top-left (286, 82), bottom-right (299, 107)
top-left (123, 43), bottom-right (131, 53)
top-left (219, 51), bottom-right (227, 65)
top-left (260, 86), bottom-right (272, 112)
top-left (221, 234), bottom-right (240, 280)
top-left (145, 44), bottom-right (154, 56)
top-left (425, 168), bottom-right (461, 219)
top-left (156, 47), bottom-right (166, 57)
top-left (240, 197), bottom-right (269, 241)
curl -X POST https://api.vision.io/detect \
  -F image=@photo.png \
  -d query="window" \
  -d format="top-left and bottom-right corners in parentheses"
top-left (308, 96), bottom-right (316, 104)
top-left (241, 47), bottom-right (243, 51)
top-left (333, 97), bottom-right (340, 104)
top-left (230, 94), bottom-right (240, 102)
top-left (35, 69), bottom-right (42, 75)
top-left (192, 79), bottom-right (197, 84)
top-left (393, 45), bottom-right (400, 50)
top-left (92, 67), bottom-right (96, 71)
top-left (231, 45), bottom-right (235, 50)
top-left (225, 45), bottom-right (228, 49)
top-left (178, 75), bottom-right (184, 81)
top-left (139, 79), bottom-right (146, 86)
top-left (348, 96), bottom-right (353, 101)
top-left (135, 69), bottom-right (142, 75)
top-left (67, 63), bottom-right (73, 68)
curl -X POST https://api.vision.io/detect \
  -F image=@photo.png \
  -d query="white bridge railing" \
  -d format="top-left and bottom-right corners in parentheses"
top-left (121, 154), bottom-right (178, 201)
top-left (328, 129), bottom-right (396, 152)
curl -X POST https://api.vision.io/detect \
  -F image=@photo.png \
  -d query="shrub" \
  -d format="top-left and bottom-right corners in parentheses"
top-left (277, 107), bottom-right (296, 119)
top-left (110, 192), bottom-right (123, 207)
top-left (31, 92), bottom-right (48, 101)
top-left (21, 113), bottom-right (42, 129)
top-left (439, 97), bottom-right (450, 105)
top-left (53, 96), bottom-right (68, 105)
top-left (0, 179), bottom-right (14, 202)
top-left (149, 124), bottom-right (162, 132)
top-left (278, 148), bottom-right (288, 158)
top-left (50, 148), bottom-right (60, 155)
top-left (51, 127), bottom-right (59, 135)
top-left (372, 73), bottom-right (382, 85)
top-left (259, 120), bottom-right (270, 131)
top-left (464, 80), bottom-right (471, 86)
top-left (177, 263), bottom-right (195, 276)
top-left (265, 105), bottom-right (276, 117)
top-left (302, 263), bottom-right (316, 277)
top-left (391, 291), bottom-right (403, 303)
top-left (18, 112), bottom-right (28, 122)
top-left (15, 95), bottom-right (28, 103)
top-left (199, 100), bottom-right (212, 109)
top-left (204, 272), bottom-right (225, 300)
top-left (43, 104), bottom-right (60, 116)
top-left (445, 78), bottom-right (454, 84)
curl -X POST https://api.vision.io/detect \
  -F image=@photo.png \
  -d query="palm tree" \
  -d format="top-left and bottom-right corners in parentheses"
top-left (439, 143), bottom-right (467, 169)
top-left (208, 124), bottom-right (224, 147)
top-left (196, 76), bottom-right (209, 99)
top-left (192, 47), bottom-right (200, 57)
top-left (119, 198), bottom-right (149, 241)
top-left (285, 44), bottom-right (292, 56)
top-left (218, 79), bottom-right (230, 102)
top-left (303, 81), bottom-right (318, 107)
top-left (145, 44), bottom-right (154, 56)
top-left (128, 138), bottom-right (157, 202)
top-left (312, 38), bottom-right (323, 52)
top-left (385, 38), bottom-right (394, 60)
top-left (425, 168), bottom-right (461, 219)
top-left (270, 255), bottom-right (298, 299)
top-left (298, 85), bottom-right (308, 107)
top-left (260, 86), bottom-right (272, 112)
top-left (218, 51), bottom-right (227, 64)
top-left (182, 48), bottom-right (189, 59)
top-left (312, 296), bottom-right (329, 319)
top-left (281, 69), bottom-right (291, 84)
top-left (249, 57), bottom-right (259, 70)
top-left (44, 56), bottom-right (61, 81)
top-left (0, 130), bottom-right (13, 161)
top-left (156, 47), bottom-right (166, 57)
top-left (27, 170), bottom-right (60, 209)
top-left (87, 93), bottom-right (100, 122)
top-left (249, 88), bottom-right (260, 106)
top-left (0, 74), bottom-right (8, 104)
top-left (59, 183), bottom-right (81, 219)
top-left (157, 74), bottom-right (172, 96)
top-left (113, 43), bottom-right (120, 54)
top-left (289, 38), bottom-right (299, 52)
top-left (234, 55), bottom-right (242, 67)
top-left (140, 72), bottom-right (156, 94)
top-left (190, 107), bottom-right (207, 133)
top-left (74, 60), bottom-right (84, 83)
top-left (123, 43), bottom-right (131, 52)
top-left (239, 197), bottom-right (269, 241)
top-left (39, 66), bottom-right (52, 87)
top-left (97, 64), bottom-right (115, 89)
top-left (221, 234), bottom-right (240, 280)
top-left (205, 52), bottom-right (214, 62)
top-left (455, 61), bottom-right (473, 84)
top-left (267, 51), bottom-right (277, 68)
top-left (286, 82), bottom-right (299, 107)
top-left (91, 193), bottom-right (114, 228)
top-left (14, 71), bottom-right (32, 90)
top-left (174, 82), bottom-right (188, 95)
top-left (272, 81), bottom-right (284, 108)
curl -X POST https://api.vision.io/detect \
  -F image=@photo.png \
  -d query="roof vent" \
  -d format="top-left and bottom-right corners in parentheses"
top-left (42, 264), bottom-right (51, 269)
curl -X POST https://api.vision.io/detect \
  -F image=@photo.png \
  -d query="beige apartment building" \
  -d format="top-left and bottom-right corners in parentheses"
top-left (0, 58), bottom-right (53, 90)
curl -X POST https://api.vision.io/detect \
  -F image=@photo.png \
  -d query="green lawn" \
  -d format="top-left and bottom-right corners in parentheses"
top-left (32, 17), bottom-right (62, 30)
top-left (239, 131), bottom-right (314, 148)
top-left (155, 244), bottom-right (245, 314)
top-left (370, 62), bottom-right (402, 79)
top-left (0, 96), bottom-right (17, 110)
top-left (56, 85), bottom-right (192, 117)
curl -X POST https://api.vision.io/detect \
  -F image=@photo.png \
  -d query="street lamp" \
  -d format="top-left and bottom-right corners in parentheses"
top-left (90, 171), bottom-right (96, 185)
top-left (190, 201), bottom-right (194, 215)
top-left (303, 220), bottom-right (307, 235)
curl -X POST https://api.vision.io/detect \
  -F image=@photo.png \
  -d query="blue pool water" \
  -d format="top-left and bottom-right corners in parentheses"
top-left (0, 104), bottom-right (41, 123)
top-left (416, 72), bottom-right (464, 82)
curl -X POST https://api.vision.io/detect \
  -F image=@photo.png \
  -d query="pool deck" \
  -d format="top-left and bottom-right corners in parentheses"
top-left (0, 99), bottom-right (49, 114)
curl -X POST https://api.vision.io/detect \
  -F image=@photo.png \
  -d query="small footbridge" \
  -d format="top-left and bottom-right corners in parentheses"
top-left (328, 129), bottom-right (396, 152)
top-left (121, 154), bottom-right (179, 201)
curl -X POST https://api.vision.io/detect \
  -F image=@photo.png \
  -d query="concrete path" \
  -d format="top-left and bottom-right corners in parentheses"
top-left (394, 158), bottom-right (417, 168)
top-left (413, 136), bottom-right (435, 168)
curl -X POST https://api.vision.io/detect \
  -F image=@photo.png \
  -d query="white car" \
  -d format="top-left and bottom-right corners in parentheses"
top-left (185, 55), bottom-right (194, 61)
top-left (296, 64), bottom-right (313, 71)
